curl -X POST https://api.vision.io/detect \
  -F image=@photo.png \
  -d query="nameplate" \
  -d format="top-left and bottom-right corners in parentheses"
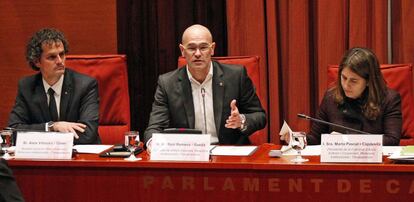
top-left (15, 132), bottom-right (74, 159)
top-left (150, 133), bottom-right (210, 161)
top-left (321, 134), bottom-right (383, 163)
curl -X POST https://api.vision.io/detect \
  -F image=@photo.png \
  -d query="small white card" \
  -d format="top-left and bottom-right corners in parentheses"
top-left (210, 146), bottom-right (257, 156)
top-left (15, 132), bottom-right (74, 159)
top-left (73, 144), bottom-right (113, 154)
top-left (279, 121), bottom-right (293, 141)
top-left (321, 134), bottom-right (383, 163)
top-left (150, 133), bottom-right (210, 161)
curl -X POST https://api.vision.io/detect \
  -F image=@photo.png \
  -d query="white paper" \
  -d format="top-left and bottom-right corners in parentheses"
top-left (382, 146), bottom-right (403, 156)
top-left (279, 121), bottom-right (293, 141)
top-left (281, 145), bottom-right (321, 156)
top-left (210, 146), bottom-right (257, 156)
top-left (388, 152), bottom-right (414, 160)
top-left (73, 145), bottom-right (113, 154)
top-left (387, 147), bottom-right (414, 160)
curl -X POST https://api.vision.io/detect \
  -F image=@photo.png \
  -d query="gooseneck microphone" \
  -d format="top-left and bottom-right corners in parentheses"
top-left (201, 88), bottom-right (207, 134)
top-left (297, 113), bottom-right (369, 134)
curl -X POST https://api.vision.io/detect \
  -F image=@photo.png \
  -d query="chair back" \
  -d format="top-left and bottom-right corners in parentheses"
top-left (66, 55), bottom-right (130, 144)
top-left (178, 56), bottom-right (266, 145)
top-left (327, 64), bottom-right (414, 145)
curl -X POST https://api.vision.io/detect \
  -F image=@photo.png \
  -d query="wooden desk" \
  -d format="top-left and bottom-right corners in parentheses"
top-left (8, 144), bottom-right (414, 202)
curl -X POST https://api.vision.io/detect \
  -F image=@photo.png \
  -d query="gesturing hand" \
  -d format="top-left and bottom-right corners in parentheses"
top-left (225, 99), bottom-right (242, 129)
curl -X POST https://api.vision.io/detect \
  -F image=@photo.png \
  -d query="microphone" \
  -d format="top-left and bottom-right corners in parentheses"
top-left (297, 113), bottom-right (369, 134)
top-left (201, 88), bottom-right (207, 134)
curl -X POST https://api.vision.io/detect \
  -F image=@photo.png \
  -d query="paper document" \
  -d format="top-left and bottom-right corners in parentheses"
top-left (388, 152), bottom-right (414, 163)
top-left (388, 146), bottom-right (414, 159)
top-left (281, 145), bottom-right (321, 156)
top-left (382, 146), bottom-right (402, 156)
top-left (210, 146), bottom-right (257, 156)
top-left (401, 146), bottom-right (414, 156)
top-left (73, 145), bottom-right (113, 154)
top-left (279, 121), bottom-right (293, 141)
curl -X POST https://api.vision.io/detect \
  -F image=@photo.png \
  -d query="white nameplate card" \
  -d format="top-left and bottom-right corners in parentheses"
top-left (150, 133), bottom-right (210, 161)
top-left (321, 134), bottom-right (382, 163)
top-left (15, 132), bottom-right (74, 159)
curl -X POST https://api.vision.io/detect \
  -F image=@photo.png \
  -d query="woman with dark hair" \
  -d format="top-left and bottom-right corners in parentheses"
top-left (307, 47), bottom-right (402, 146)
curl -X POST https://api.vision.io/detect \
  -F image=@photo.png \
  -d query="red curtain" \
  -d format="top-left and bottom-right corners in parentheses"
top-left (227, 0), bottom-right (413, 144)
top-left (392, 0), bottom-right (414, 64)
top-left (226, 0), bottom-right (270, 142)
top-left (117, 0), bottom-right (228, 134)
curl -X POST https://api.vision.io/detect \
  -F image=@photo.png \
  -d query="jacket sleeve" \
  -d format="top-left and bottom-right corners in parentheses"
top-left (238, 67), bottom-right (266, 136)
top-left (144, 76), bottom-right (170, 143)
top-left (307, 91), bottom-right (331, 145)
top-left (75, 79), bottom-right (100, 144)
top-left (382, 91), bottom-right (402, 146)
top-left (8, 80), bottom-right (46, 131)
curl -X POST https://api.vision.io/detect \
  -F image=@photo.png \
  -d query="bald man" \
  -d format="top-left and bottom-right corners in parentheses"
top-left (144, 24), bottom-right (266, 145)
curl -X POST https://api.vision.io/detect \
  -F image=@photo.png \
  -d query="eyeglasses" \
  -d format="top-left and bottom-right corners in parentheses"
top-left (182, 43), bottom-right (212, 54)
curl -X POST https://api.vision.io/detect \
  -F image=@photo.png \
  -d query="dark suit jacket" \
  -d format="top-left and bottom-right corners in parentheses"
top-left (308, 88), bottom-right (402, 146)
top-left (8, 68), bottom-right (100, 144)
top-left (144, 61), bottom-right (266, 145)
top-left (0, 159), bottom-right (24, 202)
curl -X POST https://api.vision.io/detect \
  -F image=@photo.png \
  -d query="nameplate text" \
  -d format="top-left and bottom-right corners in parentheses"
top-left (15, 132), bottom-right (73, 159)
top-left (321, 134), bottom-right (382, 163)
top-left (150, 133), bottom-right (210, 161)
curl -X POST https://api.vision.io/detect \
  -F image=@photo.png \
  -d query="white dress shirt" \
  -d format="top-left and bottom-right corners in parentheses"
top-left (187, 62), bottom-right (218, 144)
top-left (42, 75), bottom-right (64, 119)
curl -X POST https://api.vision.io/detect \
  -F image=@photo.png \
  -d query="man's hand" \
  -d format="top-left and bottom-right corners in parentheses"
top-left (52, 121), bottom-right (86, 139)
top-left (225, 99), bottom-right (242, 129)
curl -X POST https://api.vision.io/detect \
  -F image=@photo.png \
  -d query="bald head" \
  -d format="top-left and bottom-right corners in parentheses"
top-left (179, 24), bottom-right (216, 83)
top-left (181, 24), bottom-right (213, 45)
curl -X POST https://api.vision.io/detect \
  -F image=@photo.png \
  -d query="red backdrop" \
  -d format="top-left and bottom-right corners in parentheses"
top-left (0, 0), bottom-right (117, 128)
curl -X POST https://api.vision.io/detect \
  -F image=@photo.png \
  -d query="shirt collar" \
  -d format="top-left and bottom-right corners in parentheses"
top-left (43, 75), bottom-right (64, 96)
top-left (186, 61), bottom-right (213, 85)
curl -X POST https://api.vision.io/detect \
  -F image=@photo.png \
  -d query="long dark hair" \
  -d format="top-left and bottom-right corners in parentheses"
top-left (334, 47), bottom-right (387, 120)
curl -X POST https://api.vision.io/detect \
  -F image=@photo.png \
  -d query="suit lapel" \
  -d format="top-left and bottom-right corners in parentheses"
top-left (178, 68), bottom-right (195, 128)
top-left (212, 61), bottom-right (224, 136)
top-left (33, 74), bottom-right (51, 121)
top-left (59, 69), bottom-right (73, 121)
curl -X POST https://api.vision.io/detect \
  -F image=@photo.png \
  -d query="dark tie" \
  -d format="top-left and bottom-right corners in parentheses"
top-left (48, 88), bottom-right (58, 121)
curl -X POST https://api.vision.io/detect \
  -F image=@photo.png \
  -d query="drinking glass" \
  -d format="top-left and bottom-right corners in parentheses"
top-left (124, 131), bottom-right (141, 161)
top-left (289, 132), bottom-right (309, 163)
top-left (1, 129), bottom-right (13, 158)
top-left (146, 138), bottom-right (153, 156)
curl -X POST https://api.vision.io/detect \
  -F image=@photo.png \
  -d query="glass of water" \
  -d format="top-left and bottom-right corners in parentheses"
top-left (124, 131), bottom-right (141, 161)
top-left (1, 129), bottom-right (13, 158)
